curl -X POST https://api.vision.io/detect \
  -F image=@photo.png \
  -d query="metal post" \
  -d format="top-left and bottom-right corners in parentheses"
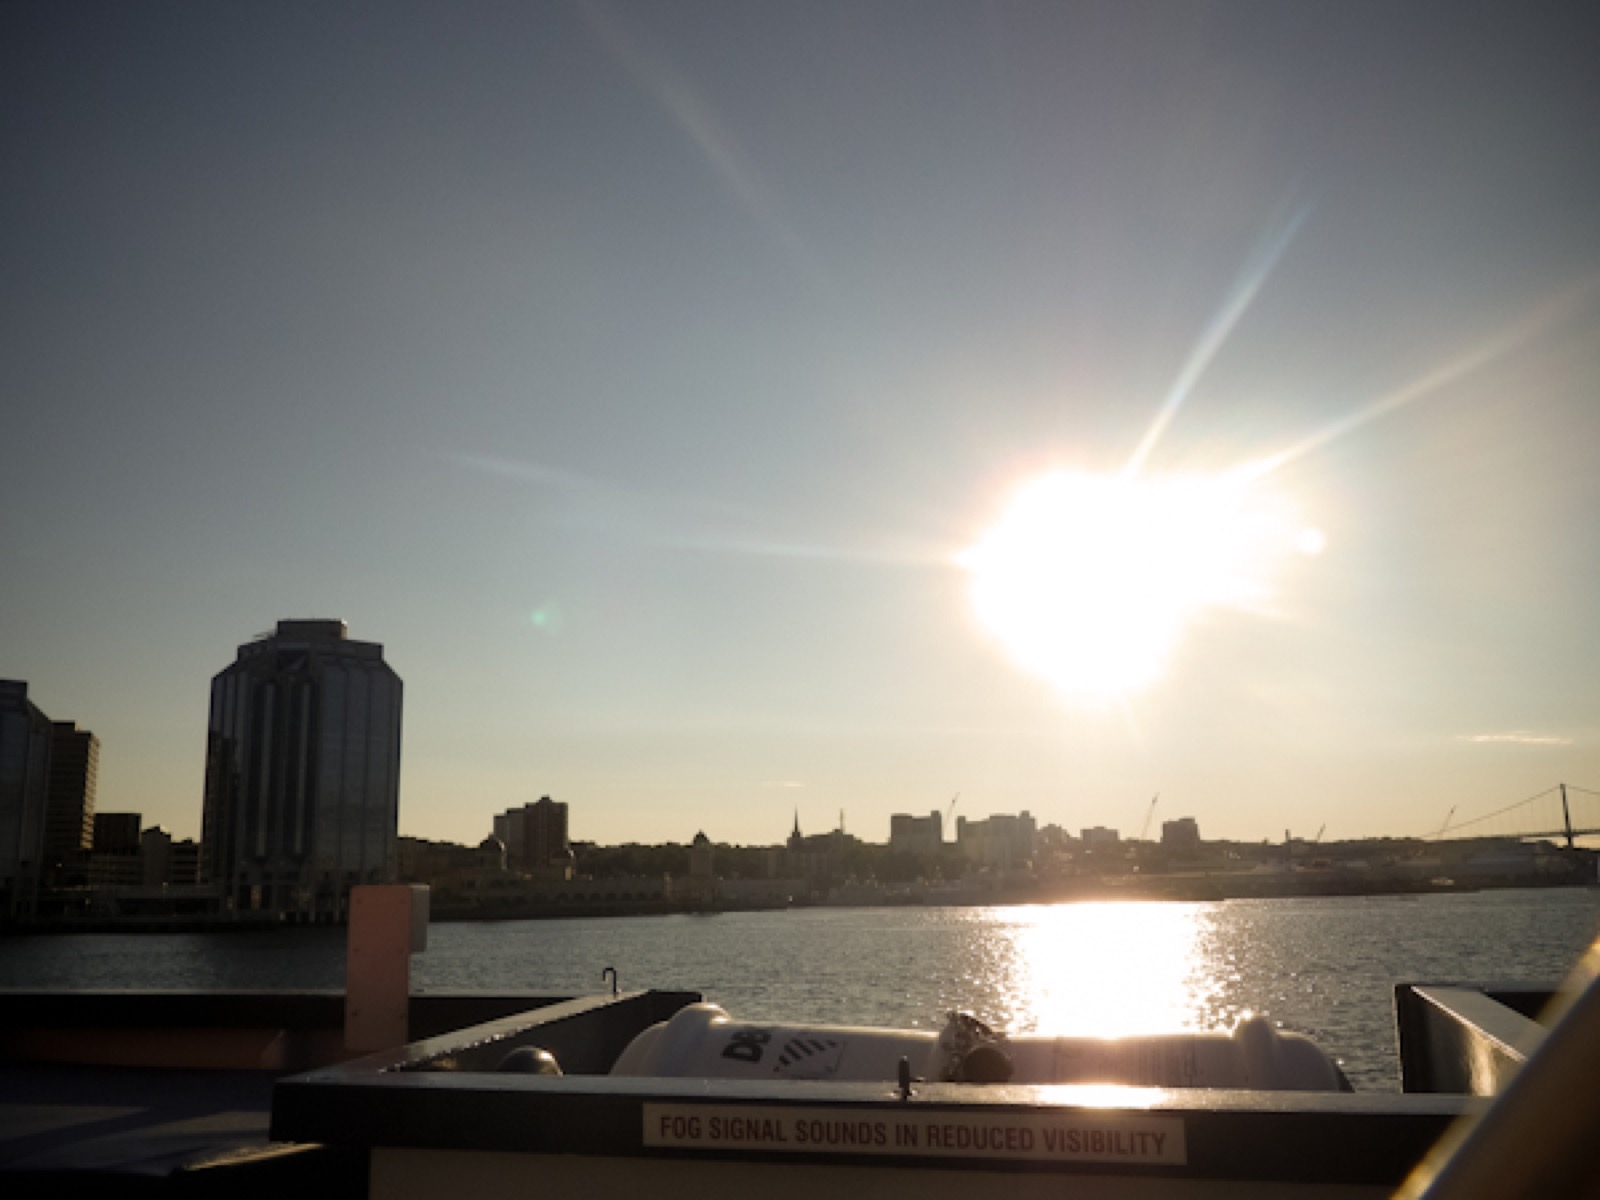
top-left (345, 884), bottom-right (430, 1053)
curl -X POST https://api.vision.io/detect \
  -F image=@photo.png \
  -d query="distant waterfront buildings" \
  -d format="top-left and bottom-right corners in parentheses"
top-left (93, 811), bottom-right (141, 853)
top-left (786, 813), bottom-right (857, 897)
top-left (88, 812), bottom-right (143, 887)
top-left (685, 831), bottom-right (715, 903)
top-left (201, 619), bottom-right (403, 921)
top-left (957, 811), bottom-right (1037, 868)
top-left (140, 826), bottom-right (200, 888)
top-left (888, 811), bottom-right (943, 857)
top-left (0, 681), bottom-right (53, 918)
top-left (494, 796), bottom-right (572, 879)
top-left (1162, 817), bottom-right (1202, 850)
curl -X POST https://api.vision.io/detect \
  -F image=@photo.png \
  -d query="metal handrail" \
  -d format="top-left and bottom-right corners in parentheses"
top-left (1399, 937), bottom-right (1600, 1198)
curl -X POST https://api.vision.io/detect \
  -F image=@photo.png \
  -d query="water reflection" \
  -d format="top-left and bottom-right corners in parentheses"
top-left (978, 902), bottom-right (1228, 1038)
top-left (4, 891), bottom-right (1598, 1092)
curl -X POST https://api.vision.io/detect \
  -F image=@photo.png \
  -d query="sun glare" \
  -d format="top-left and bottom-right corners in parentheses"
top-left (960, 468), bottom-right (1318, 704)
top-left (998, 902), bottom-right (1210, 1038)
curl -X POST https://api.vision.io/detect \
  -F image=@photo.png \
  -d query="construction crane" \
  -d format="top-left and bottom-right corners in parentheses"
top-left (942, 793), bottom-right (960, 841)
top-left (1433, 806), bottom-right (1457, 840)
top-left (1138, 794), bottom-right (1160, 841)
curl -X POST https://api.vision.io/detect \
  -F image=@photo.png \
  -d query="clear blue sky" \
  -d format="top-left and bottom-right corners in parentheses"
top-left (4, 1), bottom-right (1597, 848)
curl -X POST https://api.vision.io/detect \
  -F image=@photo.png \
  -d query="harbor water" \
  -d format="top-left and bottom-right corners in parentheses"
top-left (3, 887), bottom-right (1597, 1092)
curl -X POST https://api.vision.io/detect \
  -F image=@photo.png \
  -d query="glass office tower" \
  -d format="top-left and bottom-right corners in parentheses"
top-left (202, 620), bottom-right (402, 920)
top-left (0, 681), bottom-right (53, 920)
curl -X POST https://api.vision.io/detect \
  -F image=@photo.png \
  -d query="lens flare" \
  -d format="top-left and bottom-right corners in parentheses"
top-left (529, 603), bottom-right (565, 632)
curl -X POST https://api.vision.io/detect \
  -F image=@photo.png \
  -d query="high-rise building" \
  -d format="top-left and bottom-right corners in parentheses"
top-left (956, 811), bottom-right (1038, 868)
top-left (0, 681), bottom-right (53, 919)
top-left (889, 811), bottom-right (943, 857)
top-left (493, 796), bottom-right (570, 877)
top-left (44, 722), bottom-right (98, 882)
top-left (202, 619), bottom-right (402, 920)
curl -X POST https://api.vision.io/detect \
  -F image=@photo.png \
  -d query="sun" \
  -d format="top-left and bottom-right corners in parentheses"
top-left (959, 467), bottom-right (1318, 704)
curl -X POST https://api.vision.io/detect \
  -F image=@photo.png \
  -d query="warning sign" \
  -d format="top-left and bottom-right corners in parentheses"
top-left (643, 1103), bottom-right (1186, 1166)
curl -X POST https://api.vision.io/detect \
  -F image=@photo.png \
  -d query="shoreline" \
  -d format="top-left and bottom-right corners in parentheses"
top-left (2, 873), bottom-right (1590, 935)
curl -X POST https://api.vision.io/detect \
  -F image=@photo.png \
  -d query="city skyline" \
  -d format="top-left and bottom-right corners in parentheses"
top-left (4, 2), bottom-right (1598, 849)
top-left (12, 655), bottom-right (1597, 854)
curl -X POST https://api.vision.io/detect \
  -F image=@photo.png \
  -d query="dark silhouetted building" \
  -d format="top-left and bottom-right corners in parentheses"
top-left (44, 722), bottom-right (97, 883)
top-left (141, 826), bottom-right (174, 888)
top-left (494, 796), bottom-right (571, 878)
top-left (685, 830), bottom-right (715, 903)
top-left (889, 811), bottom-right (943, 857)
top-left (94, 811), bottom-right (141, 853)
top-left (785, 813), bottom-right (856, 898)
top-left (957, 811), bottom-right (1037, 868)
top-left (89, 811), bottom-right (144, 886)
top-left (138, 830), bottom-right (200, 887)
top-left (0, 681), bottom-right (53, 918)
top-left (1162, 817), bottom-right (1202, 850)
top-left (202, 619), bottom-right (402, 920)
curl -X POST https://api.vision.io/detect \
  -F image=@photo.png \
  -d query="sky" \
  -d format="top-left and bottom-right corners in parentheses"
top-left (3, 1), bottom-right (1598, 850)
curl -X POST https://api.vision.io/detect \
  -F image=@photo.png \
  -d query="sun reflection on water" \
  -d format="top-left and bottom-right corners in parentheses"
top-left (977, 902), bottom-right (1226, 1039)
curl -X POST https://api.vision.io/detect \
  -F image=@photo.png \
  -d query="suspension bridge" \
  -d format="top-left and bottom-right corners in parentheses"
top-left (1421, 783), bottom-right (1600, 847)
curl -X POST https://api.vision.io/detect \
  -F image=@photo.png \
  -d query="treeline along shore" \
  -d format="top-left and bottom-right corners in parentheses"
top-left (5, 833), bottom-right (1593, 933)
